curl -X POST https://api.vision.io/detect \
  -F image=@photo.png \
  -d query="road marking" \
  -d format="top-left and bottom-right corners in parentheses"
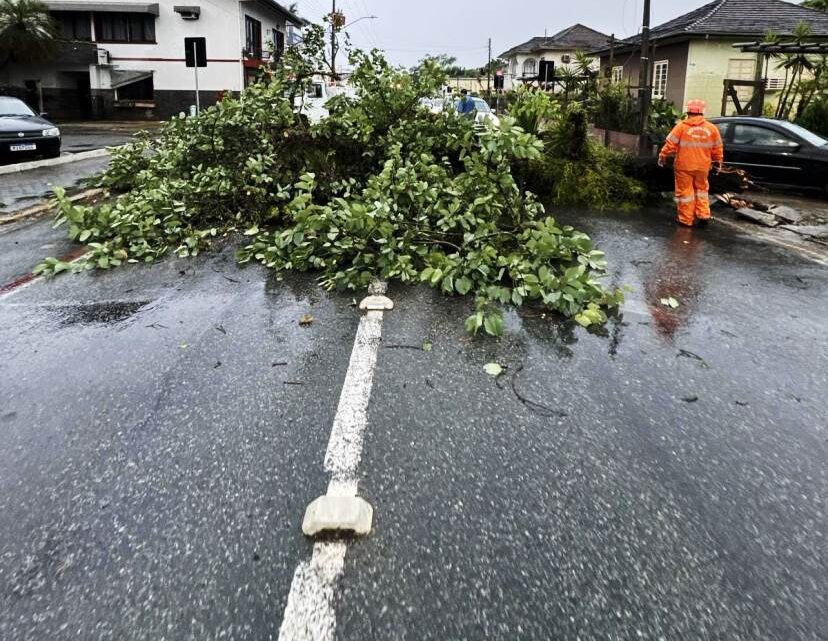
top-left (278, 282), bottom-right (388, 641)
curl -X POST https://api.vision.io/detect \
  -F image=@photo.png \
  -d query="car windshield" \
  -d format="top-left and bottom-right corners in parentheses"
top-left (0, 97), bottom-right (36, 117)
top-left (779, 121), bottom-right (827, 147)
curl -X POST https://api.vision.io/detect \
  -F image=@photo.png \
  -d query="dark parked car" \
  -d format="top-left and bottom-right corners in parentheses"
top-left (0, 96), bottom-right (61, 163)
top-left (710, 116), bottom-right (828, 196)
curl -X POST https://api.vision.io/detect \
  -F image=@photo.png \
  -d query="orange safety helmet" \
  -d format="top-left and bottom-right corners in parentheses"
top-left (686, 99), bottom-right (707, 114)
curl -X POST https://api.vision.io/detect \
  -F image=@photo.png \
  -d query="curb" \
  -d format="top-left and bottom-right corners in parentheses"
top-left (0, 147), bottom-right (114, 176)
top-left (0, 188), bottom-right (104, 226)
top-left (712, 216), bottom-right (828, 267)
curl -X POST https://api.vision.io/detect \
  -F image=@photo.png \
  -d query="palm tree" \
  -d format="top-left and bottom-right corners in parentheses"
top-left (774, 21), bottom-right (815, 119)
top-left (0, 0), bottom-right (59, 71)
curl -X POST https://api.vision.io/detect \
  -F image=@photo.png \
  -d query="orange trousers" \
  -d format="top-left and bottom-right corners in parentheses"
top-left (674, 169), bottom-right (711, 226)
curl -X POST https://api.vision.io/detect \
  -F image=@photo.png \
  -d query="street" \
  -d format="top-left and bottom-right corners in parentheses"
top-left (1, 206), bottom-right (824, 640)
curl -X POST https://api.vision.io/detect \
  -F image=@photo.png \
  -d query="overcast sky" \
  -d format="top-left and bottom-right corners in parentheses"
top-left (292, 0), bottom-right (719, 68)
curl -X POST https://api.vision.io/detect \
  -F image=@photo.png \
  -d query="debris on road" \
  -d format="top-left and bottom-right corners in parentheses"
top-left (298, 314), bottom-right (314, 326)
top-left (677, 349), bottom-right (709, 368)
top-left (660, 296), bottom-right (680, 309)
top-left (483, 362), bottom-right (504, 377)
top-left (682, 395), bottom-right (700, 403)
top-left (509, 365), bottom-right (568, 418)
top-left (736, 207), bottom-right (779, 227)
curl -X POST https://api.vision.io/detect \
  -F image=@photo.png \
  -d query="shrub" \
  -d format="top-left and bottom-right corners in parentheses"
top-left (796, 98), bottom-right (828, 137)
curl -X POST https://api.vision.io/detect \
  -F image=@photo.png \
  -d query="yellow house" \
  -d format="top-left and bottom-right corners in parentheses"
top-left (594, 0), bottom-right (828, 116)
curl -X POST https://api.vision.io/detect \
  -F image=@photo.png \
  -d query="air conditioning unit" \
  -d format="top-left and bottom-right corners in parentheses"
top-left (174, 5), bottom-right (201, 20)
top-left (765, 78), bottom-right (785, 91)
top-left (96, 48), bottom-right (110, 65)
top-left (561, 54), bottom-right (571, 64)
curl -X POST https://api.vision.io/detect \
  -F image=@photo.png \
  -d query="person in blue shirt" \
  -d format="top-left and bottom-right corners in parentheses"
top-left (456, 89), bottom-right (476, 117)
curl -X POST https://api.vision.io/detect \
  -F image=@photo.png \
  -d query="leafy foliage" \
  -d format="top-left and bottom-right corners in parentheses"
top-left (510, 92), bottom-right (646, 209)
top-left (0, 0), bottom-right (59, 67)
top-left (39, 27), bottom-right (623, 335)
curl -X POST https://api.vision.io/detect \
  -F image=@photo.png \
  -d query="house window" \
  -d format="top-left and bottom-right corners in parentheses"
top-left (55, 11), bottom-right (91, 41)
top-left (522, 58), bottom-right (537, 76)
top-left (612, 65), bottom-right (623, 84)
top-left (94, 12), bottom-right (155, 43)
top-left (245, 15), bottom-right (262, 58)
top-left (727, 58), bottom-right (755, 80)
top-left (652, 60), bottom-right (668, 99)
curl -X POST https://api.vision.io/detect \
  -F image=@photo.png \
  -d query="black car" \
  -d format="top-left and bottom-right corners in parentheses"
top-left (0, 96), bottom-right (61, 163)
top-left (710, 116), bottom-right (828, 196)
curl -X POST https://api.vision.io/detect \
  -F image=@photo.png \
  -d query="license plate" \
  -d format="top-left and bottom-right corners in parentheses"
top-left (10, 143), bottom-right (36, 152)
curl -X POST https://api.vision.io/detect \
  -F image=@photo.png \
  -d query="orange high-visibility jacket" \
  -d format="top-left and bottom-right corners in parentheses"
top-left (659, 115), bottom-right (724, 172)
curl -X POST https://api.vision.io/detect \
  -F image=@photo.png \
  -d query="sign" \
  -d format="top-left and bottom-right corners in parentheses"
top-left (185, 37), bottom-right (207, 68)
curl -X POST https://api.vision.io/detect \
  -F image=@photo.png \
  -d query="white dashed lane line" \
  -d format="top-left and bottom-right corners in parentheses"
top-left (278, 282), bottom-right (389, 641)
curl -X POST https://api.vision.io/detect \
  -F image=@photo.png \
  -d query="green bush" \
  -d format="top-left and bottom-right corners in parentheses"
top-left (38, 27), bottom-right (624, 334)
top-left (516, 104), bottom-right (645, 209)
top-left (796, 98), bottom-right (828, 137)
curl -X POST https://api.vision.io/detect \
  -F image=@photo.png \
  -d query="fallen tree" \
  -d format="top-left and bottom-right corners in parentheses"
top-left (38, 27), bottom-right (623, 334)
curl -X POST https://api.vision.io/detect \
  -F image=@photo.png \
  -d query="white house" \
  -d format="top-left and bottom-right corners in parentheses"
top-left (0, 1), bottom-right (307, 120)
top-left (499, 24), bottom-right (609, 90)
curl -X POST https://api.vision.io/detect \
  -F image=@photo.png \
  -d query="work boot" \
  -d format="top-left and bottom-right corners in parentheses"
top-left (676, 218), bottom-right (694, 228)
top-left (696, 218), bottom-right (710, 228)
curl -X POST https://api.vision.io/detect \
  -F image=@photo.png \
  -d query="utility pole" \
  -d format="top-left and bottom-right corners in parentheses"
top-left (487, 38), bottom-right (492, 95)
top-left (330, 0), bottom-right (337, 80)
top-left (608, 33), bottom-right (616, 84)
top-left (637, 0), bottom-right (652, 156)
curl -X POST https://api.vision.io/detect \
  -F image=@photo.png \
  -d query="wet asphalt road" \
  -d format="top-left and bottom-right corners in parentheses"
top-left (0, 208), bottom-right (825, 640)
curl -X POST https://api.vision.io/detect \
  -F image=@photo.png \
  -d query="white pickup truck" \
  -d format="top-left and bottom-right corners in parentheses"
top-left (295, 82), bottom-right (356, 124)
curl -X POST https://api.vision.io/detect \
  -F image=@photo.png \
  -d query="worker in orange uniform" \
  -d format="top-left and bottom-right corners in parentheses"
top-left (658, 99), bottom-right (724, 227)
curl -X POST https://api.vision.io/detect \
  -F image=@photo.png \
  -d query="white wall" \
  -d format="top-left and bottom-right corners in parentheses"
top-left (503, 49), bottom-right (598, 90)
top-left (239, 0), bottom-right (288, 56)
top-left (42, 1), bottom-right (293, 94)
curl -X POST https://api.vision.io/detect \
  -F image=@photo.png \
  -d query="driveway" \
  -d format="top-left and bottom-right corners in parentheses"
top-left (0, 208), bottom-right (825, 640)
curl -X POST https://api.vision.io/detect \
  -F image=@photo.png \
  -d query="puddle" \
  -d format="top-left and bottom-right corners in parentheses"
top-left (50, 300), bottom-right (150, 327)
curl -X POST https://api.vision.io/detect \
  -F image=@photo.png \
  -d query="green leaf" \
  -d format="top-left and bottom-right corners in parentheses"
top-left (483, 362), bottom-right (503, 377)
top-left (455, 276), bottom-right (472, 296)
top-left (483, 312), bottom-right (505, 336)
top-left (422, 340), bottom-right (433, 352)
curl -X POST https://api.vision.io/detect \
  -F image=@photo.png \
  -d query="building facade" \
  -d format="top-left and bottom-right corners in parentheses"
top-left (594, 0), bottom-right (828, 116)
top-left (0, 1), bottom-right (306, 120)
top-left (499, 24), bottom-right (609, 91)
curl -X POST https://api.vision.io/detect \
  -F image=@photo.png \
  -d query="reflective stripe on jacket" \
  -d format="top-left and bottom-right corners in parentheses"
top-left (659, 115), bottom-right (724, 172)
